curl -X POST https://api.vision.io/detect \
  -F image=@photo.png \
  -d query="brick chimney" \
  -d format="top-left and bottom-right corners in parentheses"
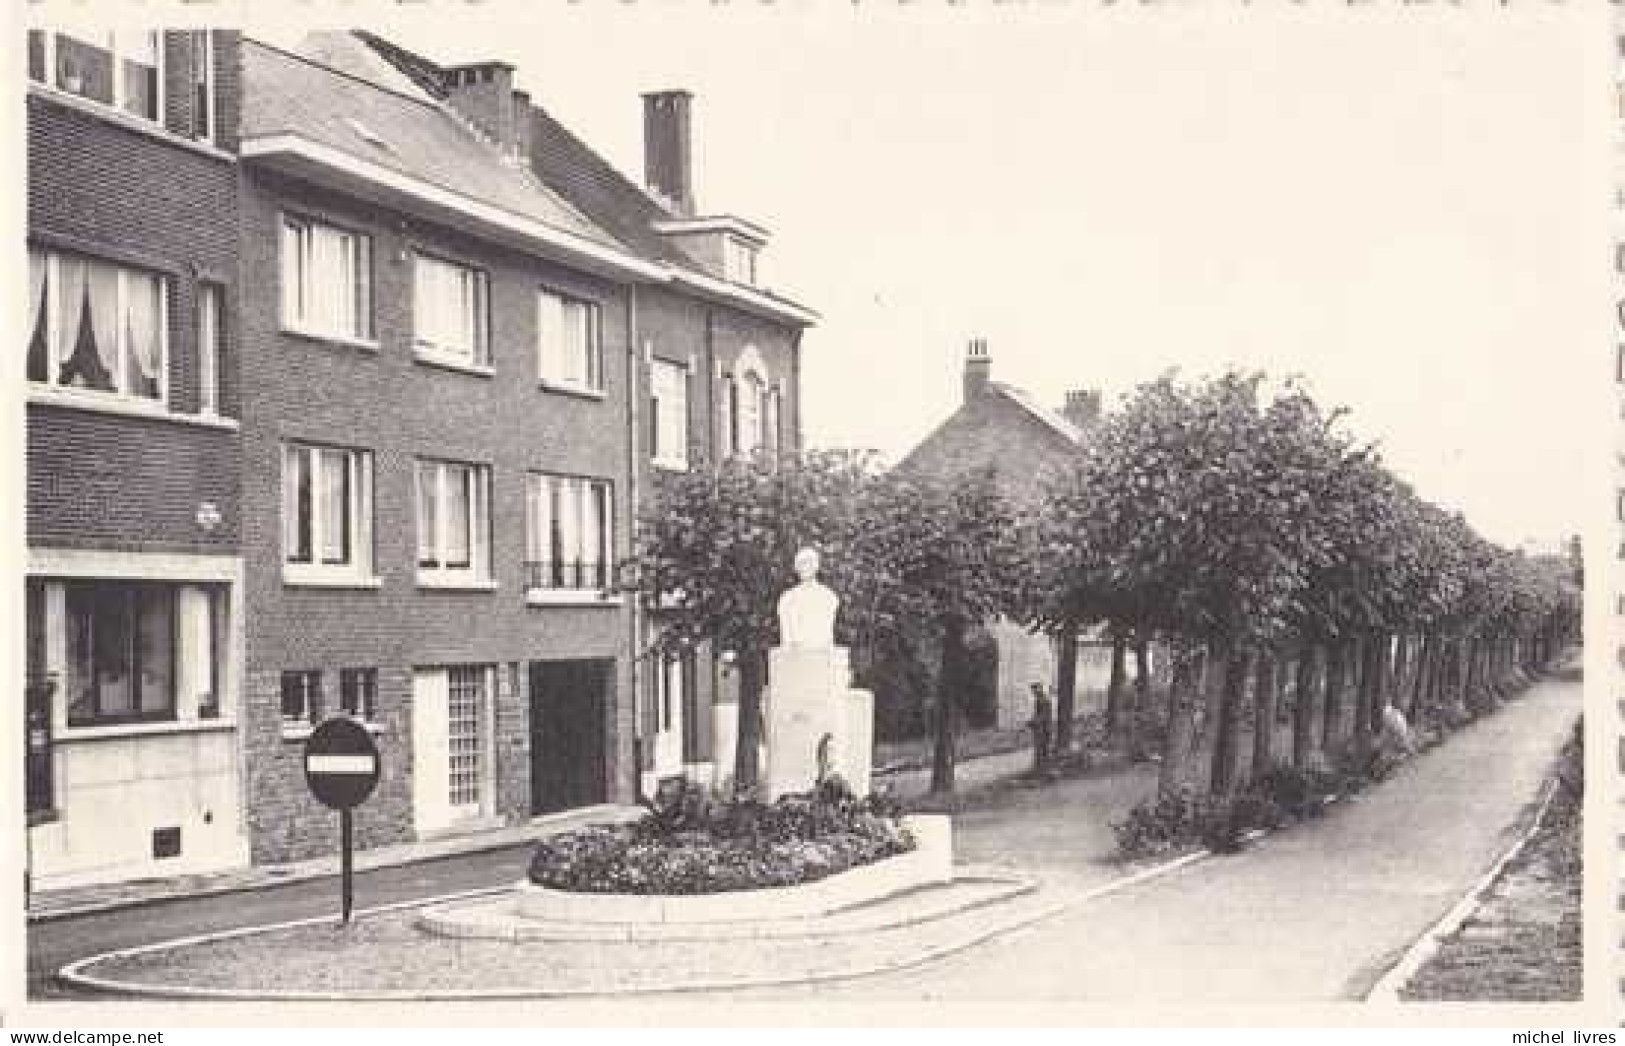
top-left (643, 89), bottom-right (695, 215)
top-left (1061, 388), bottom-right (1102, 428)
top-left (963, 337), bottom-right (992, 402)
top-left (442, 61), bottom-right (519, 157)
top-left (512, 89), bottom-right (533, 160)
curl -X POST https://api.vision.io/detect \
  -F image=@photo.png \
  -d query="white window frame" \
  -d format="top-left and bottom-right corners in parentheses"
top-left (28, 248), bottom-right (170, 407)
top-left (282, 442), bottom-right (377, 588)
top-left (412, 252), bottom-right (491, 373)
top-left (279, 669), bottom-right (322, 729)
top-left (339, 666), bottom-right (379, 724)
top-left (650, 356), bottom-right (690, 471)
top-left (31, 30), bottom-right (167, 126)
top-left (524, 472), bottom-right (616, 602)
top-left (198, 282), bottom-right (223, 416)
top-left (536, 287), bottom-right (604, 396)
top-left (723, 236), bottom-right (758, 286)
top-left (279, 214), bottom-right (376, 347)
top-left (416, 459), bottom-right (495, 589)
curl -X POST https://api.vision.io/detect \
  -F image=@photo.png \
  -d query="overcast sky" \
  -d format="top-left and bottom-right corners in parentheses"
top-left (251, 5), bottom-right (1606, 551)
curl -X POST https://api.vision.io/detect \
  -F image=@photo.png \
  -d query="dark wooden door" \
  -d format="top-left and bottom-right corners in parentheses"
top-left (529, 659), bottom-right (610, 815)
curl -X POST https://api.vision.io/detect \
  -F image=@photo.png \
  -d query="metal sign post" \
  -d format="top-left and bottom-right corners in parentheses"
top-left (303, 717), bottom-right (381, 925)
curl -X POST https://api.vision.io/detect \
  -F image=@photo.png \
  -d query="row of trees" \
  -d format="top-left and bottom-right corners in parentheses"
top-left (633, 370), bottom-right (1581, 797)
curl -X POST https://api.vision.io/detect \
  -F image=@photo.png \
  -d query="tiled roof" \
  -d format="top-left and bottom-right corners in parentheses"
top-left (239, 38), bottom-right (619, 250)
top-left (990, 383), bottom-right (1086, 444)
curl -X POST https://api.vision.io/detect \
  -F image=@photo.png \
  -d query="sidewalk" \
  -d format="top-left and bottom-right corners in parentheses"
top-left (29, 739), bottom-right (1047, 925)
top-left (27, 803), bottom-right (644, 923)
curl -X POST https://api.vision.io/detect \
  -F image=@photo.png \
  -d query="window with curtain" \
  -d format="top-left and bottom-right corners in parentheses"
top-left (417, 459), bottom-right (492, 584)
top-left (650, 357), bottom-right (689, 470)
top-left (198, 282), bottom-right (223, 416)
top-left (525, 473), bottom-right (614, 592)
top-left (280, 670), bottom-right (322, 727)
top-left (413, 253), bottom-right (490, 368)
top-left (29, 31), bottom-right (163, 124)
top-left (280, 216), bottom-right (373, 343)
top-left (283, 443), bottom-right (374, 583)
top-left (64, 582), bottom-right (177, 727)
top-left (27, 247), bottom-right (167, 404)
top-left (536, 288), bottom-right (603, 393)
top-left (740, 372), bottom-right (764, 453)
top-left (188, 30), bottom-right (212, 141)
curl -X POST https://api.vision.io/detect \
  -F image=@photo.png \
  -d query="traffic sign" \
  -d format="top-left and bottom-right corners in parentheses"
top-left (303, 716), bottom-right (380, 810)
top-left (302, 716), bottom-right (380, 923)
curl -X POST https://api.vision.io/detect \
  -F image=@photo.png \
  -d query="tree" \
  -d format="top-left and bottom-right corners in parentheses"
top-left (630, 449), bottom-right (873, 792)
top-left (849, 467), bottom-right (1027, 794)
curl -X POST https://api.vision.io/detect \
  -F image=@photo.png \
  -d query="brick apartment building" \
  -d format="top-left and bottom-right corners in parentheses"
top-left (21, 24), bottom-right (815, 881)
top-left (236, 33), bottom-right (814, 862)
top-left (349, 31), bottom-right (816, 797)
top-left (24, 29), bottom-right (249, 888)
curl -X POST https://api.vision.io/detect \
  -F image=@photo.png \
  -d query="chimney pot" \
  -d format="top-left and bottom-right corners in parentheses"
top-left (963, 337), bottom-right (992, 403)
top-left (442, 61), bottom-right (520, 157)
top-left (1061, 388), bottom-right (1102, 427)
top-left (643, 89), bottom-right (695, 215)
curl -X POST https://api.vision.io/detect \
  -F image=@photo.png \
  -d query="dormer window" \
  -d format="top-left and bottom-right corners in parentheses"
top-left (723, 237), bottom-right (758, 286)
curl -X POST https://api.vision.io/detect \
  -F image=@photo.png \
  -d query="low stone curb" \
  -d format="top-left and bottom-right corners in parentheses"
top-left (416, 867), bottom-right (1035, 943)
top-left (1362, 774), bottom-right (1561, 1004)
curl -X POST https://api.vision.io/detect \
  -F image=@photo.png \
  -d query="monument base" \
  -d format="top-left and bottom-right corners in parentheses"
top-left (764, 645), bottom-right (874, 801)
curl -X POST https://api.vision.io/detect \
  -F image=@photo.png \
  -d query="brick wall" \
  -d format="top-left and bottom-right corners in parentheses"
top-left (632, 285), bottom-right (803, 772)
top-left (239, 169), bottom-right (636, 862)
top-left (898, 391), bottom-right (1078, 508)
top-left (26, 33), bottom-right (242, 555)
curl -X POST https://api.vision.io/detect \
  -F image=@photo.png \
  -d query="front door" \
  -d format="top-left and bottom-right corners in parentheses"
top-left (412, 665), bottom-right (493, 835)
top-left (529, 659), bottom-right (610, 815)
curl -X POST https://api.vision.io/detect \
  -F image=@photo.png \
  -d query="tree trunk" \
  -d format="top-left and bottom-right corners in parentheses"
top-left (1053, 624), bottom-right (1080, 757)
top-left (1368, 633), bottom-right (1390, 736)
top-left (1292, 643), bottom-right (1318, 769)
top-left (931, 618), bottom-right (965, 794)
top-left (1322, 641), bottom-right (1346, 750)
top-left (1131, 634), bottom-right (1151, 759)
top-left (1409, 634), bottom-right (1434, 723)
top-left (734, 647), bottom-right (767, 792)
top-left (1353, 635), bottom-right (1377, 756)
top-left (1104, 633), bottom-right (1127, 737)
top-left (1210, 645), bottom-right (1249, 796)
top-left (1253, 653), bottom-right (1279, 781)
top-left (1157, 642), bottom-right (1196, 799)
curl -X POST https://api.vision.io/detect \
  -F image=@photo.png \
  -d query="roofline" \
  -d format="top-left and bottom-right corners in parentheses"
top-left (652, 215), bottom-right (771, 245)
top-left (241, 133), bottom-right (669, 282)
top-left (240, 133), bottom-right (818, 325)
top-left (666, 267), bottom-right (819, 327)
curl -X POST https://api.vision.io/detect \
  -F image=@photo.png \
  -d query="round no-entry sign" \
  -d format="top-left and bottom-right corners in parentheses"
top-left (303, 716), bottom-right (380, 810)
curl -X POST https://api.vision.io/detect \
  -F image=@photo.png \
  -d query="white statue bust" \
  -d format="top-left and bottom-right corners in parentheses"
top-left (777, 547), bottom-right (839, 649)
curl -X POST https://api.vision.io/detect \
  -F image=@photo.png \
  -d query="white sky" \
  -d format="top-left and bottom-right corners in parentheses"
top-left (255, 5), bottom-right (1606, 552)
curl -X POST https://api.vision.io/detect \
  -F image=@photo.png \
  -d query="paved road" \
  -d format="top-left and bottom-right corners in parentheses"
top-left (30, 670), bottom-right (1577, 1003)
top-left (689, 669), bottom-right (1582, 1003)
top-left (24, 738), bottom-right (1060, 999)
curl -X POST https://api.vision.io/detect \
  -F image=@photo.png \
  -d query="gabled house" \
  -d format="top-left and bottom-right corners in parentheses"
top-left (895, 339), bottom-right (1105, 733)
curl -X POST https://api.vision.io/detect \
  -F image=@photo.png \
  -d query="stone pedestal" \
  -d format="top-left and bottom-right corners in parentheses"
top-left (764, 644), bottom-right (874, 800)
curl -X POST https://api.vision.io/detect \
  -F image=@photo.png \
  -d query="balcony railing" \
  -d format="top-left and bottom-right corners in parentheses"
top-left (524, 559), bottom-right (611, 593)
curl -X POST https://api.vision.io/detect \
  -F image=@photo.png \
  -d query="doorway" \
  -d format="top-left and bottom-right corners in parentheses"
top-left (528, 658), bottom-right (610, 815)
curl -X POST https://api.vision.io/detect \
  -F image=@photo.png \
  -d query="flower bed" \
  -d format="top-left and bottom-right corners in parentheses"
top-left (527, 779), bottom-right (917, 895)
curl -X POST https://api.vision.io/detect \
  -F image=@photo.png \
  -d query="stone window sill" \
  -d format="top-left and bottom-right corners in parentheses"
top-left (58, 719), bottom-right (237, 743)
top-left (538, 380), bottom-right (606, 402)
top-left (29, 388), bottom-right (239, 431)
top-left (525, 588), bottom-right (624, 608)
top-left (414, 349), bottom-right (494, 378)
top-left (28, 85), bottom-right (233, 162)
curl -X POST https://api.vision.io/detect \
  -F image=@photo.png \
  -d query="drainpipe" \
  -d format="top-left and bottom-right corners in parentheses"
top-left (790, 326), bottom-right (804, 452)
top-left (627, 284), bottom-right (644, 804)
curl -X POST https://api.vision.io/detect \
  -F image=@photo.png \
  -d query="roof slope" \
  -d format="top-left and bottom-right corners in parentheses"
top-left (240, 38), bottom-right (618, 250)
top-left (991, 383), bottom-right (1084, 445)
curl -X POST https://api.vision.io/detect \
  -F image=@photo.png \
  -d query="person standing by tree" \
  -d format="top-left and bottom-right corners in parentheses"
top-left (1029, 681), bottom-right (1055, 772)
